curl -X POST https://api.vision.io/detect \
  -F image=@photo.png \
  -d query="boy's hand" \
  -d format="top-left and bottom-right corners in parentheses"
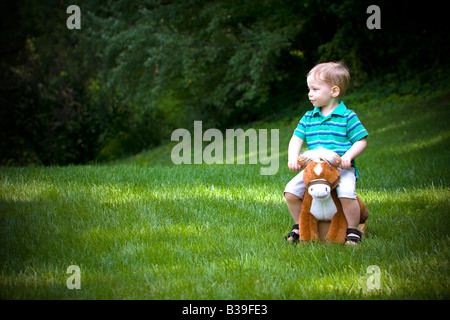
top-left (288, 161), bottom-right (303, 172)
top-left (340, 155), bottom-right (352, 169)
top-left (340, 138), bottom-right (367, 170)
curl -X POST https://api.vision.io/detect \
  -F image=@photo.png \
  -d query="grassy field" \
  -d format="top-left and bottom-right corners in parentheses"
top-left (1, 85), bottom-right (449, 299)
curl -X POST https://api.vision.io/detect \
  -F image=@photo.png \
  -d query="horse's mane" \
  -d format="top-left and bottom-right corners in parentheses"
top-left (299, 148), bottom-right (341, 166)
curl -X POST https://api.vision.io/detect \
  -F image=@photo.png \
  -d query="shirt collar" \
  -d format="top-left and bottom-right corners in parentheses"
top-left (313, 101), bottom-right (347, 117)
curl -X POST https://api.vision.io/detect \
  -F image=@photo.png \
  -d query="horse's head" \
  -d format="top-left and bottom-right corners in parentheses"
top-left (298, 149), bottom-right (341, 199)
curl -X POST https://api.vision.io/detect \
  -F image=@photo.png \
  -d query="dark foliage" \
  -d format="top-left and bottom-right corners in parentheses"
top-left (1, 0), bottom-right (448, 165)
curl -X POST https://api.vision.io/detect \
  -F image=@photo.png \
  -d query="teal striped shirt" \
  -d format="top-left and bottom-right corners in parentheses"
top-left (294, 101), bottom-right (368, 176)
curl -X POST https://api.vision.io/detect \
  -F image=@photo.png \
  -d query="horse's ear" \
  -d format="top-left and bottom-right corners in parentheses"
top-left (331, 154), bottom-right (341, 167)
top-left (297, 154), bottom-right (309, 168)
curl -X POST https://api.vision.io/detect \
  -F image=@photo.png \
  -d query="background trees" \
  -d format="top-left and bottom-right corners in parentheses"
top-left (1, 0), bottom-right (448, 165)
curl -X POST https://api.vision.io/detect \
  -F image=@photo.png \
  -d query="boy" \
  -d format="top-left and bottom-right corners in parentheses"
top-left (284, 62), bottom-right (368, 245)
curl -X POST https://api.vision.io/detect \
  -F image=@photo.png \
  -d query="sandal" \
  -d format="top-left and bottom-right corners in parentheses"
top-left (285, 224), bottom-right (299, 243)
top-left (345, 228), bottom-right (363, 245)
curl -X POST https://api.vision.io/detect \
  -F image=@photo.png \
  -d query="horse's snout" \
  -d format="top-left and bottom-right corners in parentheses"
top-left (308, 184), bottom-right (330, 199)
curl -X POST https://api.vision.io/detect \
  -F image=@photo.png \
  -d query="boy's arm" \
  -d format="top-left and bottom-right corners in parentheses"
top-left (288, 135), bottom-right (304, 171)
top-left (340, 138), bottom-right (367, 169)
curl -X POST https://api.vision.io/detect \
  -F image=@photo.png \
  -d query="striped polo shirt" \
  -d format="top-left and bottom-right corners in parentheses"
top-left (294, 101), bottom-right (368, 176)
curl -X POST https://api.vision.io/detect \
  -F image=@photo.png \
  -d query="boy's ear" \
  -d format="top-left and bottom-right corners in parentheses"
top-left (331, 86), bottom-right (340, 97)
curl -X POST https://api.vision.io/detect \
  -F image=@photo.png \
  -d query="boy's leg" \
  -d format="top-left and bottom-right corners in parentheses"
top-left (284, 192), bottom-right (302, 241)
top-left (283, 171), bottom-right (306, 242)
top-left (339, 198), bottom-right (361, 238)
top-left (337, 168), bottom-right (362, 245)
top-left (285, 192), bottom-right (302, 224)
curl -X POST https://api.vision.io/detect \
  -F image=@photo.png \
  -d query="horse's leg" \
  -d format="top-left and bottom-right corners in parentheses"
top-left (299, 193), bottom-right (318, 241)
top-left (326, 193), bottom-right (348, 243)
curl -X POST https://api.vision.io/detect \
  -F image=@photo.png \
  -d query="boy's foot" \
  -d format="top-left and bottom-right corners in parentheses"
top-left (285, 224), bottom-right (299, 243)
top-left (345, 228), bottom-right (362, 245)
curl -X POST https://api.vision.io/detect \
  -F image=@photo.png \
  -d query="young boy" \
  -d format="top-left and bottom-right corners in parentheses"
top-left (284, 62), bottom-right (368, 245)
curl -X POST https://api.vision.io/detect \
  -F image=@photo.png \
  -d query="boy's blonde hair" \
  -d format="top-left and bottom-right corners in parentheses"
top-left (307, 62), bottom-right (351, 96)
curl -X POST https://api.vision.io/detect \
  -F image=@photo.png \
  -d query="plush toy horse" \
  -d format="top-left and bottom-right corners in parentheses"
top-left (297, 149), bottom-right (368, 244)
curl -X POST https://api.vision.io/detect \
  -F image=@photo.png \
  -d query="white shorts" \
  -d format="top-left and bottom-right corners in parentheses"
top-left (284, 167), bottom-right (357, 200)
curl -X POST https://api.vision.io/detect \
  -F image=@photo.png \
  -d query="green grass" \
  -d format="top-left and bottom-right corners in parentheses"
top-left (1, 87), bottom-right (449, 299)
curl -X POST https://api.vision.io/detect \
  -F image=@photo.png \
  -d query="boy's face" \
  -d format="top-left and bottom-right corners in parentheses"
top-left (306, 74), bottom-right (339, 108)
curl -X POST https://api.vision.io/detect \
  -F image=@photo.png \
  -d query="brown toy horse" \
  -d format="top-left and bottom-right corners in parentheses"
top-left (297, 149), bottom-right (368, 244)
